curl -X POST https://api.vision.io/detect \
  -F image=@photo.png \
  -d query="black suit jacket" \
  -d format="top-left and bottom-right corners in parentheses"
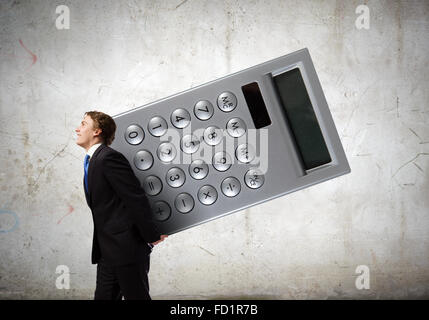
top-left (84, 143), bottom-right (161, 266)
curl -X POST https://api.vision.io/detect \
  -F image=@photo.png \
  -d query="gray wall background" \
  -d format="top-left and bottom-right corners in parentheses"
top-left (0, 0), bottom-right (428, 299)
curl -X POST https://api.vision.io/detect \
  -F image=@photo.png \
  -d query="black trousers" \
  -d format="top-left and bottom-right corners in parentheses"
top-left (94, 254), bottom-right (151, 300)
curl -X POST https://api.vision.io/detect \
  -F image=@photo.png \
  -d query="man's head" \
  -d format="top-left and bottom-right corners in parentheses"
top-left (75, 111), bottom-right (116, 151)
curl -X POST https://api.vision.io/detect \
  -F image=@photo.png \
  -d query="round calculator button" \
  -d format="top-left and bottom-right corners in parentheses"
top-left (175, 193), bottom-right (194, 214)
top-left (244, 168), bottom-right (265, 189)
top-left (221, 177), bottom-right (241, 197)
top-left (142, 175), bottom-right (163, 196)
top-left (152, 201), bottom-right (171, 222)
top-left (134, 150), bottom-right (154, 171)
top-left (212, 151), bottom-right (232, 172)
top-left (217, 91), bottom-right (237, 112)
top-left (171, 108), bottom-right (191, 129)
top-left (235, 143), bottom-right (255, 163)
top-left (125, 124), bottom-right (144, 145)
top-left (203, 126), bottom-right (223, 146)
top-left (189, 159), bottom-right (209, 180)
top-left (181, 134), bottom-right (200, 154)
top-left (157, 142), bottom-right (177, 163)
top-left (166, 167), bottom-right (186, 188)
top-left (198, 185), bottom-right (218, 205)
top-left (194, 100), bottom-right (214, 120)
top-left (226, 117), bottom-right (247, 138)
top-left (148, 116), bottom-right (168, 137)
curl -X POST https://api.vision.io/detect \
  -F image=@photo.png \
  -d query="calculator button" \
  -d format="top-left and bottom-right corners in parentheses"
top-left (198, 185), bottom-right (218, 205)
top-left (212, 151), bottom-right (232, 172)
top-left (134, 150), bottom-right (154, 171)
top-left (175, 192), bottom-right (194, 213)
top-left (148, 116), bottom-right (168, 137)
top-left (221, 177), bottom-right (241, 197)
top-left (166, 167), bottom-right (186, 188)
top-left (217, 91), bottom-right (237, 112)
top-left (189, 159), bottom-right (209, 180)
top-left (157, 142), bottom-right (177, 163)
top-left (171, 108), bottom-right (191, 129)
top-left (125, 124), bottom-right (144, 145)
top-left (142, 175), bottom-right (163, 196)
top-left (203, 126), bottom-right (223, 146)
top-left (181, 134), bottom-right (200, 154)
top-left (235, 143), bottom-right (255, 163)
top-left (226, 117), bottom-right (246, 138)
top-left (244, 168), bottom-right (265, 189)
top-left (152, 201), bottom-right (171, 222)
top-left (194, 100), bottom-right (214, 121)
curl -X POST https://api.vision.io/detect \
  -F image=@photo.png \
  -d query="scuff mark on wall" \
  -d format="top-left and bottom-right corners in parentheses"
top-left (0, 210), bottom-right (19, 233)
top-left (18, 39), bottom-right (37, 67)
top-left (57, 205), bottom-right (74, 225)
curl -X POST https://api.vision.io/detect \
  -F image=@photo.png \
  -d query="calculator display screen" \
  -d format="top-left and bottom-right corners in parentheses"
top-left (272, 68), bottom-right (331, 170)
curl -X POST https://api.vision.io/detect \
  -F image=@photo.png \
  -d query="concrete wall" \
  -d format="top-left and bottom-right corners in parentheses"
top-left (0, 0), bottom-right (428, 299)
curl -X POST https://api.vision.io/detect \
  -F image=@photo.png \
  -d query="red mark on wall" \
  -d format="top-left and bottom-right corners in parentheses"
top-left (57, 205), bottom-right (74, 225)
top-left (19, 39), bottom-right (37, 66)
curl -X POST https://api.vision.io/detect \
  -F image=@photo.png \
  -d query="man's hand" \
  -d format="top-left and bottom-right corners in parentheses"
top-left (150, 234), bottom-right (168, 246)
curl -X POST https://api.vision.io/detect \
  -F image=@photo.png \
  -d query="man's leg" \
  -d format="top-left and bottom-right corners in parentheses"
top-left (116, 253), bottom-right (151, 300)
top-left (94, 260), bottom-right (122, 300)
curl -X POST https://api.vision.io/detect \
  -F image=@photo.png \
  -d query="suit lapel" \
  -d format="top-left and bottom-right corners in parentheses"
top-left (86, 144), bottom-right (106, 208)
top-left (84, 176), bottom-right (90, 207)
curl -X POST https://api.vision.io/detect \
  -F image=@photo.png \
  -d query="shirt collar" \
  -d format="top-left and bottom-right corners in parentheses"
top-left (86, 143), bottom-right (103, 160)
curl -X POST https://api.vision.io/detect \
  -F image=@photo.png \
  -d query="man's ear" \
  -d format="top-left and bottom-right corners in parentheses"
top-left (93, 128), bottom-right (102, 137)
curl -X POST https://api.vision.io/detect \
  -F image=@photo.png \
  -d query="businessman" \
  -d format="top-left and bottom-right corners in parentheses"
top-left (75, 110), bottom-right (168, 300)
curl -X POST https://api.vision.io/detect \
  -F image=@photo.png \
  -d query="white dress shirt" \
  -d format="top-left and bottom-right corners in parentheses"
top-left (86, 143), bottom-right (102, 162)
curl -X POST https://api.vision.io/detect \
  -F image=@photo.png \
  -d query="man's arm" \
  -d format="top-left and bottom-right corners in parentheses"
top-left (101, 150), bottom-right (162, 243)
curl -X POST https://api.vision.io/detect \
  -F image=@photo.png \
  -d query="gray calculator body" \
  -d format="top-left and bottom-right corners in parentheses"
top-left (110, 48), bottom-right (350, 235)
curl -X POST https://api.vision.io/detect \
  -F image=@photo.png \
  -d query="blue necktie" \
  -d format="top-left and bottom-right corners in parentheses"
top-left (84, 154), bottom-right (90, 194)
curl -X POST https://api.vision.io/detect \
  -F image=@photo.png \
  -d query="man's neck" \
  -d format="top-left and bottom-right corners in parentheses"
top-left (85, 140), bottom-right (102, 152)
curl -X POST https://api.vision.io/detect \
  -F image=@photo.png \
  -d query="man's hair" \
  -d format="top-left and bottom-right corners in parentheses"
top-left (84, 111), bottom-right (116, 146)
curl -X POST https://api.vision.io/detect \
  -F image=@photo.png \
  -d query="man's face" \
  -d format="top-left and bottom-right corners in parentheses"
top-left (75, 115), bottom-right (101, 149)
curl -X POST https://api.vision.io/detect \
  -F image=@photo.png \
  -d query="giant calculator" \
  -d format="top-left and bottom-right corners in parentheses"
top-left (110, 48), bottom-right (350, 235)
